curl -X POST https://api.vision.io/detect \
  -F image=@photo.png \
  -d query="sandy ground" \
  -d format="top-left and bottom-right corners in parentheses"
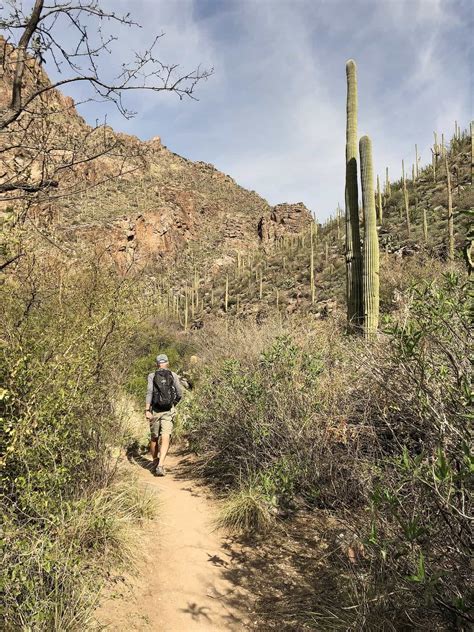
top-left (95, 451), bottom-right (252, 631)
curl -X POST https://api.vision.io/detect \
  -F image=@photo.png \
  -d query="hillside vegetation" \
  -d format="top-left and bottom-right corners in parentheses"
top-left (148, 132), bottom-right (472, 330)
top-left (1, 7), bottom-right (472, 631)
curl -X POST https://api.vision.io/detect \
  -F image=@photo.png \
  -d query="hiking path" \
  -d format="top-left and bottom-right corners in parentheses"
top-left (95, 450), bottom-right (253, 631)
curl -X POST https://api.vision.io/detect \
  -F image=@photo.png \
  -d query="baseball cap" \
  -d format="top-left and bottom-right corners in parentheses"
top-left (156, 353), bottom-right (169, 364)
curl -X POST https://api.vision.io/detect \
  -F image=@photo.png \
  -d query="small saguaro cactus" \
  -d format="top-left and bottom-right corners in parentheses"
top-left (415, 144), bottom-right (419, 178)
top-left (345, 59), bottom-right (363, 328)
top-left (445, 153), bottom-right (454, 262)
top-left (336, 205), bottom-right (342, 241)
top-left (471, 120), bottom-right (473, 185)
top-left (310, 222), bottom-right (316, 303)
top-left (184, 288), bottom-right (189, 332)
top-left (225, 275), bottom-right (229, 312)
top-left (359, 135), bottom-right (379, 339)
top-left (402, 159), bottom-right (411, 238)
top-left (376, 174), bottom-right (383, 224)
top-left (423, 207), bottom-right (428, 242)
top-left (385, 166), bottom-right (391, 198)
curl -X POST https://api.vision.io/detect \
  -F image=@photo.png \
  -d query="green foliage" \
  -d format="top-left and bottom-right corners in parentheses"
top-left (186, 272), bottom-right (471, 629)
top-left (1, 254), bottom-right (154, 630)
top-left (186, 329), bottom-right (355, 515)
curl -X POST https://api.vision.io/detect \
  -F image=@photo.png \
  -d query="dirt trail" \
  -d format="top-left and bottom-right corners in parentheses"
top-left (95, 451), bottom-right (252, 631)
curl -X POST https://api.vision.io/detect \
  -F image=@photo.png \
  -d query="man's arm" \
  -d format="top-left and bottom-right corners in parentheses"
top-left (145, 373), bottom-right (154, 411)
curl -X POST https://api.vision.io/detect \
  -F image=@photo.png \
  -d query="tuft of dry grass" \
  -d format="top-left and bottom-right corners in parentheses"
top-left (216, 481), bottom-right (276, 534)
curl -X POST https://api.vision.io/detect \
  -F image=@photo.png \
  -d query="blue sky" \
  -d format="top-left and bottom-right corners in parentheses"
top-left (16, 0), bottom-right (474, 220)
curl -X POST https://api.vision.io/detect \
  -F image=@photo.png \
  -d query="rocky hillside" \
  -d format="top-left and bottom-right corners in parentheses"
top-left (0, 36), bottom-right (312, 271)
top-left (157, 132), bottom-right (472, 328)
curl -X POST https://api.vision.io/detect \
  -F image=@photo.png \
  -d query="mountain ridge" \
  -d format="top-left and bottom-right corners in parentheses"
top-left (0, 35), bottom-right (313, 271)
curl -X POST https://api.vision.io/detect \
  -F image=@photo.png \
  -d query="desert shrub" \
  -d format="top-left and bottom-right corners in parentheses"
top-left (185, 273), bottom-right (472, 630)
top-left (186, 320), bottom-right (364, 512)
top-left (217, 478), bottom-right (275, 533)
top-left (349, 271), bottom-right (472, 629)
top-left (1, 253), bottom-right (155, 630)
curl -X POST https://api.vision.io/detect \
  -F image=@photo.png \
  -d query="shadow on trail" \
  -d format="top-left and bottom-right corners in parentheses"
top-left (224, 521), bottom-right (361, 631)
top-left (180, 602), bottom-right (212, 622)
top-left (126, 445), bottom-right (352, 629)
top-left (126, 443), bottom-right (154, 472)
top-left (169, 450), bottom-right (354, 630)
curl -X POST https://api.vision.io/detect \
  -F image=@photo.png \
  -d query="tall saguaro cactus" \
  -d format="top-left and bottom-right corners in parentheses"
top-left (345, 59), bottom-right (363, 328)
top-left (359, 136), bottom-right (379, 339)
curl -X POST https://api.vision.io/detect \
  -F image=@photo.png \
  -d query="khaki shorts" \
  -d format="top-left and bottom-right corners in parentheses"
top-left (150, 407), bottom-right (175, 439)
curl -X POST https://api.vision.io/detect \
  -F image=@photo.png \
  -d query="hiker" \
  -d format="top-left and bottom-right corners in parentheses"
top-left (145, 354), bottom-right (183, 476)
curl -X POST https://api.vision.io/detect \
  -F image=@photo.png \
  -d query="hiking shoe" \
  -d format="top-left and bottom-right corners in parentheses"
top-left (155, 465), bottom-right (166, 477)
top-left (151, 462), bottom-right (158, 474)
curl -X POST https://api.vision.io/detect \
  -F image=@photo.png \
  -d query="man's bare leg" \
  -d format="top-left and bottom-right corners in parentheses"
top-left (158, 434), bottom-right (171, 468)
top-left (150, 438), bottom-right (159, 468)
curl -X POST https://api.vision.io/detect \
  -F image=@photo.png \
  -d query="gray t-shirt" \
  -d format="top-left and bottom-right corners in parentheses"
top-left (146, 370), bottom-right (183, 409)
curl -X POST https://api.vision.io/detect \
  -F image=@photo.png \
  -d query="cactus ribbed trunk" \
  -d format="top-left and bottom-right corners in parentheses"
top-left (184, 289), bottom-right (189, 332)
top-left (385, 167), bottom-right (391, 197)
top-left (471, 120), bottom-right (473, 185)
top-left (402, 159), bottom-right (411, 238)
top-left (376, 174), bottom-right (382, 223)
top-left (359, 135), bottom-right (379, 340)
top-left (310, 222), bottom-right (315, 303)
top-left (345, 59), bottom-right (363, 329)
top-left (423, 208), bottom-right (428, 242)
top-left (225, 275), bottom-right (229, 312)
top-left (445, 154), bottom-right (454, 262)
top-left (415, 144), bottom-right (419, 178)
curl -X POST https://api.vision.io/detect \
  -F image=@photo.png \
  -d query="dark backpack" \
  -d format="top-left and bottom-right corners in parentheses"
top-left (151, 369), bottom-right (177, 412)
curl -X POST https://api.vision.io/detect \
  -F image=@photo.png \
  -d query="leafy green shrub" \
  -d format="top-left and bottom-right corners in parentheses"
top-left (354, 272), bottom-right (473, 629)
top-left (1, 254), bottom-right (155, 630)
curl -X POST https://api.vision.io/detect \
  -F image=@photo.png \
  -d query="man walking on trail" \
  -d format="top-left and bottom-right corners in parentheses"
top-left (145, 354), bottom-right (183, 476)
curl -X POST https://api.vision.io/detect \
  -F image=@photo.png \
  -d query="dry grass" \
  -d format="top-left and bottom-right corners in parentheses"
top-left (217, 481), bottom-right (276, 534)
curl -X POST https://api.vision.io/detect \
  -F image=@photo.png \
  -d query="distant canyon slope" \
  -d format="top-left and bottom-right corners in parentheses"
top-left (0, 36), bottom-right (312, 271)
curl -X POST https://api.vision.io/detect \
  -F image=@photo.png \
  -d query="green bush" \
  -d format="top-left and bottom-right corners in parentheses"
top-left (186, 330), bottom-right (358, 510)
top-left (185, 273), bottom-right (472, 630)
top-left (1, 254), bottom-right (154, 630)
